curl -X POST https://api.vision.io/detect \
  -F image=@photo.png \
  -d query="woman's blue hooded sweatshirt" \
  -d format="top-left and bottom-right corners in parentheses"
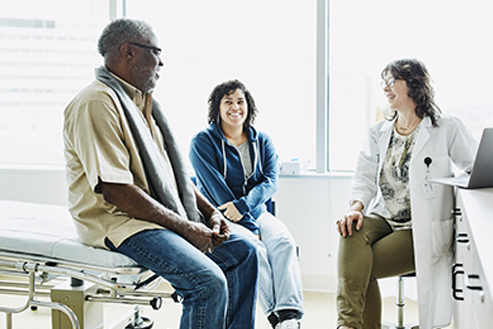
top-left (189, 121), bottom-right (279, 234)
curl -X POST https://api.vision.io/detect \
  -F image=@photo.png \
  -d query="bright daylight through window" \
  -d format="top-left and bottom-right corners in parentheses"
top-left (0, 1), bottom-right (108, 167)
top-left (0, 1), bottom-right (491, 171)
top-left (329, 0), bottom-right (493, 170)
top-left (125, 0), bottom-right (317, 172)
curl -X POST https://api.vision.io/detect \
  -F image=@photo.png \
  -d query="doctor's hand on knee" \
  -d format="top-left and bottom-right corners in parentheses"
top-left (336, 201), bottom-right (364, 237)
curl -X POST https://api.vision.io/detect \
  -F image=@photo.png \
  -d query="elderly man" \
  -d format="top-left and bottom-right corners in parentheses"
top-left (63, 18), bottom-right (258, 329)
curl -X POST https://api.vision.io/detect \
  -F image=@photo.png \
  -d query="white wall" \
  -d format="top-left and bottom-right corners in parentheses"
top-left (0, 168), bottom-right (353, 292)
top-left (275, 173), bottom-right (352, 291)
top-left (0, 167), bottom-right (68, 206)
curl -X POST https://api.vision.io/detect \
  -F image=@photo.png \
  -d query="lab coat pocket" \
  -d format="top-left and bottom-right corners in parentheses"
top-left (430, 218), bottom-right (454, 256)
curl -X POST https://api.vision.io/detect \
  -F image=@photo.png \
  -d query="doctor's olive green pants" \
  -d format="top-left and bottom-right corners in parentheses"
top-left (336, 214), bottom-right (416, 329)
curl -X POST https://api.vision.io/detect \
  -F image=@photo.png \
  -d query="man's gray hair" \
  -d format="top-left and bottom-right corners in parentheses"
top-left (98, 18), bottom-right (154, 56)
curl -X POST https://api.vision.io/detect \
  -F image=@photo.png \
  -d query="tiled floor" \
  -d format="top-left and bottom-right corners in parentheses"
top-left (0, 277), bottom-right (451, 329)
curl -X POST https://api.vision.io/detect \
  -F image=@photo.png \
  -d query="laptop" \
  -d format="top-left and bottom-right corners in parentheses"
top-left (429, 127), bottom-right (493, 189)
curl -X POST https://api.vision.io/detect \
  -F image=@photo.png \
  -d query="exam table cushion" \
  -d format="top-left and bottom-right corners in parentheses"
top-left (0, 200), bottom-right (138, 268)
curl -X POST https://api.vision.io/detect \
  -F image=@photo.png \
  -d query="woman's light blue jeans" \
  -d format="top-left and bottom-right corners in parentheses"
top-left (106, 229), bottom-right (258, 329)
top-left (230, 212), bottom-right (304, 317)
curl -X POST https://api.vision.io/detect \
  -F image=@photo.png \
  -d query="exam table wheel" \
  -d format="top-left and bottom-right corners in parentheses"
top-left (30, 306), bottom-right (38, 311)
top-left (125, 316), bottom-right (154, 329)
top-left (150, 296), bottom-right (162, 310)
top-left (171, 291), bottom-right (182, 303)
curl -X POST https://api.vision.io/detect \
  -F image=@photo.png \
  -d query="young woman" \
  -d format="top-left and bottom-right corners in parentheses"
top-left (190, 79), bottom-right (304, 329)
top-left (335, 58), bottom-right (478, 329)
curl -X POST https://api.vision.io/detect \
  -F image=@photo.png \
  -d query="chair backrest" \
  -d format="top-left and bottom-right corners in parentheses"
top-left (265, 198), bottom-right (275, 215)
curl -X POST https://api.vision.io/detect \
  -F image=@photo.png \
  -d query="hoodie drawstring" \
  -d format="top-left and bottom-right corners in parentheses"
top-left (254, 139), bottom-right (263, 175)
top-left (221, 139), bottom-right (228, 179)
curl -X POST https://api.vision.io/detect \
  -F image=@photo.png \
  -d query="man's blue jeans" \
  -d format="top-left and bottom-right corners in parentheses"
top-left (106, 229), bottom-right (258, 329)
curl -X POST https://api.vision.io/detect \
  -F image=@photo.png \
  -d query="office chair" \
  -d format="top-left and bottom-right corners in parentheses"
top-left (382, 273), bottom-right (419, 329)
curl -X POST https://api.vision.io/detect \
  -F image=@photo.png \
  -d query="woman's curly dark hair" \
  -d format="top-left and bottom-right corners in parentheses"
top-left (207, 79), bottom-right (258, 130)
top-left (381, 58), bottom-right (441, 127)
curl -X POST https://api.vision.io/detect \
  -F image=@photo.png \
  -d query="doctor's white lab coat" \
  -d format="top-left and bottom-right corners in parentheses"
top-left (350, 114), bottom-right (478, 329)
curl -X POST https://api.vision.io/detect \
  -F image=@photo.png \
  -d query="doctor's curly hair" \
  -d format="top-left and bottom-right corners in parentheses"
top-left (207, 79), bottom-right (258, 130)
top-left (382, 58), bottom-right (441, 128)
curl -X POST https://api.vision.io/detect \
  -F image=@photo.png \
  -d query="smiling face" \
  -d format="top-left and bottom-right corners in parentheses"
top-left (382, 72), bottom-right (415, 111)
top-left (219, 89), bottom-right (248, 131)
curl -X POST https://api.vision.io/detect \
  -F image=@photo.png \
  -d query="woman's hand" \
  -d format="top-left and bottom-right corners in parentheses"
top-left (336, 201), bottom-right (364, 237)
top-left (218, 202), bottom-right (243, 222)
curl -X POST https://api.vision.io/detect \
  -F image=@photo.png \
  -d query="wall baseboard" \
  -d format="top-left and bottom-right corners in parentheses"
top-left (301, 274), bottom-right (337, 293)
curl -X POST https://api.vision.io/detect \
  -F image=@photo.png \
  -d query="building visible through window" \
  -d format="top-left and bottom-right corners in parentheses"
top-left (0, 1), bottom-right (108, 166)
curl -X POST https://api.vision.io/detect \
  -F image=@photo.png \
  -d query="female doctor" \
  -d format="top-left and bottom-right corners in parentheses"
top-left (335, 58), bottom-right (477, 329)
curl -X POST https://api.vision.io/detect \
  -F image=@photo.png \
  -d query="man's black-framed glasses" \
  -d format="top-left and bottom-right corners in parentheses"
top-left (128, 42), bottom-right (162, 56)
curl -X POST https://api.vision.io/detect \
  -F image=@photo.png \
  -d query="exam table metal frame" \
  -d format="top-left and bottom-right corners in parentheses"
top-left (0, 250), bottom-right (181, 329)
top-left (0, 200), bottom-right (181, 329)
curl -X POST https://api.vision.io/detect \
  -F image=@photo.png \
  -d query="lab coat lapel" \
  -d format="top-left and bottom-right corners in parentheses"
top-left (378, 120), bottom-right (394, 163)
top-left (413, 117), bottom-right (432, 157)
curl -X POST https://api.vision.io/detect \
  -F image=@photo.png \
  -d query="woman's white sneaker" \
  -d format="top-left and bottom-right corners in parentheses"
top-left (275, 319), bottom-right (301, 329)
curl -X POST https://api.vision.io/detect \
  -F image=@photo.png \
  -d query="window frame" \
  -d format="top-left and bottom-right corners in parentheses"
top-left (316, 0), bottom-right (329, 173)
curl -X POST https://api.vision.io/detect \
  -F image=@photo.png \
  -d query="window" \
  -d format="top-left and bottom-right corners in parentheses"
top-left (0, 0), bottom-right (109, 166)
top-left (125, 0), bottom-right (317, 170)
top-left (1, 1), bottom-right (490, 172)
top-left (329, 0), bottom-right (493, 171)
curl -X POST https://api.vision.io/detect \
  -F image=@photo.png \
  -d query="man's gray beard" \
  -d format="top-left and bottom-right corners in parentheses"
top-left (132, 66), bottom-right (156, 93)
